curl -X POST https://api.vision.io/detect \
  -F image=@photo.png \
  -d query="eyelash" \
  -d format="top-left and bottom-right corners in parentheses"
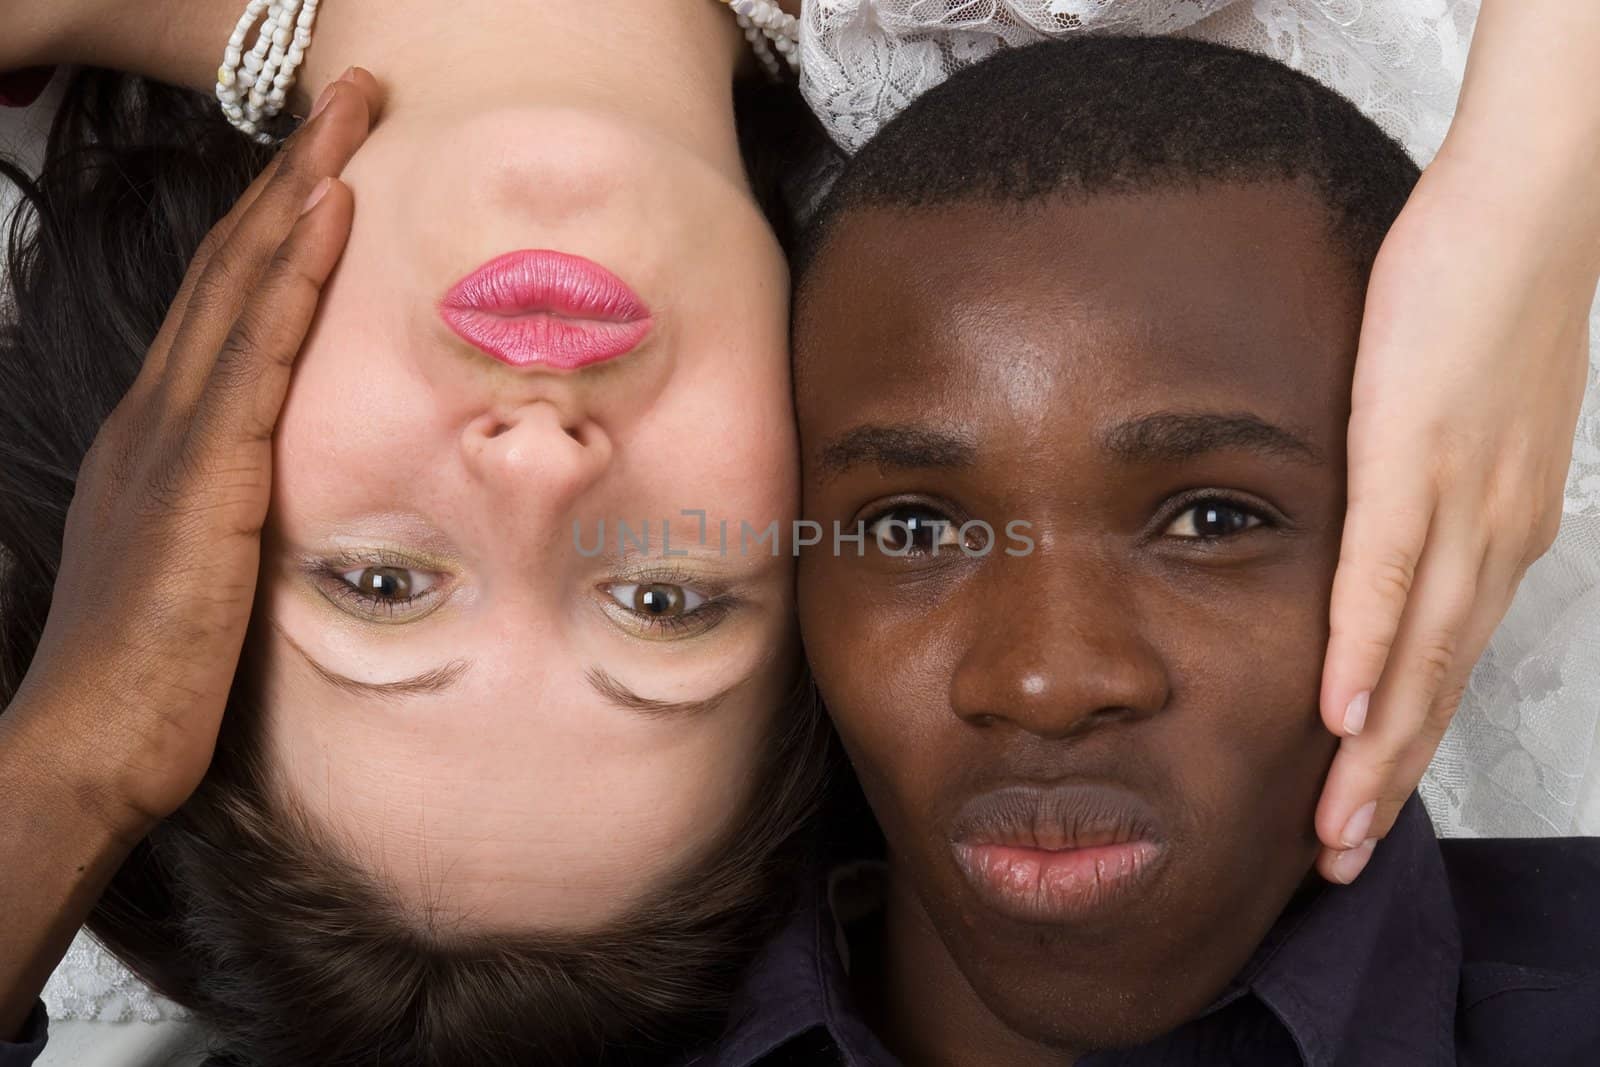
top-left (309, 551), bottom-right (445, 622)
top-left (1156, 490), bottom-right (1279, 541)
top-left (852, 490), bottom-right (1279, 553)
top-left (857, 499), bottom-right (969, 557)
top-left (598, 566), bottom-right (738, 640)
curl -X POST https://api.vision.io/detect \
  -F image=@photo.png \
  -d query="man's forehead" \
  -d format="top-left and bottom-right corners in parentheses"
top-left (803, 182), bottom-right (1340, 292)
top-left (796, 186), bottom-right (1359, 423)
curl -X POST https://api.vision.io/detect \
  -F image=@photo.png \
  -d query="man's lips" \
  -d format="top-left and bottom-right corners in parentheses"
top-left (948, 783), bottom-right (1169, 924)
top-left (439, 249), bottom-right (653, 370)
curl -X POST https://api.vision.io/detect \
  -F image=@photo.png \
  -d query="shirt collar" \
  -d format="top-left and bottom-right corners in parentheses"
top-left (1237, 796), bottom-right (1461, 1067)
top-left (680, 878), bottom-right (829, 1067)
top-left (684, 861), bottom-right (895, 1067)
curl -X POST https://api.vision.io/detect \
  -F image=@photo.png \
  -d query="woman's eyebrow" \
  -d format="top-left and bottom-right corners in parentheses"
top-left (585, 666), bottom-right (737, 719)
top-left (814, 424), bottom-right (979, 479)
top-left (274, 625), bottom-right (471, 699)
top-left (1102, 411), bottom-right (1325, 465)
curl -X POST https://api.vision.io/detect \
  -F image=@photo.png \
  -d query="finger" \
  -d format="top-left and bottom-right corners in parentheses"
top-left (152, 70), bottom-right (379, 362)
top-left (1314, 527), bottom-right (1485, 848)
top-left (1318, 467), bottom-right (1437, 740)
top-left (157, 70), bottom-right (380, 409)
top-left (1316, 541), bottom-right (1520, 883)
top-left (183, 177), bottom-right (354, 497)
top-left (181, 67), bottom-right (381, 270)
top-left (1317, 835), bottom-right (1377, 885)
top-left (1314, 712), bottom-right (1442, 883)
top-left (123, 153), bottom-right (291, 409)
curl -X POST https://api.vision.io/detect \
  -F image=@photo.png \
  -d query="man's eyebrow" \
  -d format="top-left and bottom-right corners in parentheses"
top-left (586, 666), bottom-right (737, 720)
top-left (1102, 412), bottom-right (1325, 465)
top-left (814, 424), bottom-right (979, 479)
top-left (274, 624), bottom-right (470, 700)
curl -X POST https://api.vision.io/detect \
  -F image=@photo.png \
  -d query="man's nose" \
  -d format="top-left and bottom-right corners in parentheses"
top-left (948, 548), bottom-right (1170, 740)
top-left (459, 397), bottom-right (612, 519)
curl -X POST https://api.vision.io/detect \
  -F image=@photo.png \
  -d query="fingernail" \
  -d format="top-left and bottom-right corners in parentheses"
top-left (301, 177), bottom-right (333, 215)
top-left (1340, 800), bottom-right (1377, 848)
top-left (1343, 691), bottom-right (1370, 735)
top-left (308, 81), bottom-right (339, 122)
top-left (1329, 838), bottom-right (1377, 884)
top-left (338, 66), bottom-right (358, 84)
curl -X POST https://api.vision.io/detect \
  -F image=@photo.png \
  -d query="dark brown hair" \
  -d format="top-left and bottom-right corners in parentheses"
top-left (1, 69), bottom-right (831, 1066)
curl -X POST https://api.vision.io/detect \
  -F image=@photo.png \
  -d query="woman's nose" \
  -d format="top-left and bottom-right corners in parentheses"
top-left (459, 399), bottom-right (612, 517)
top-left (948, 552), bottom-right (1171, 740)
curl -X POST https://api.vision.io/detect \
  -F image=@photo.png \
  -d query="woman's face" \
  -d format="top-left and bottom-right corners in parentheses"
top-left (256, 104), bottom-right (798, 929)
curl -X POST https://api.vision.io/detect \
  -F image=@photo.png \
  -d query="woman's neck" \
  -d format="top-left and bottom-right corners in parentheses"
top-left (29, 0), bottom-right (771, 186)
top-left (301, 0), bottom-right (750, 182)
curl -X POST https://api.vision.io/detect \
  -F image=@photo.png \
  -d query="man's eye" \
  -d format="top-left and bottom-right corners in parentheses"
top-left (605, 582), bottom-right (708, 618)
top-left (865, 506), bottom-right (963, 556)
top-left (1164, 500), bottom-right (1264, 539)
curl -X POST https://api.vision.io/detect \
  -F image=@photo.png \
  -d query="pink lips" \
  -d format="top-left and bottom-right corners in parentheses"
top-left (948, 784), bottom-right (1168, 924)
top-left (439, 250), bottom-right (652, 370)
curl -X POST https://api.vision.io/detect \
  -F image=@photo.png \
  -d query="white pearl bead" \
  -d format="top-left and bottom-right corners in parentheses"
top-left (719, 0), bottom-right (798, 82)
top-left (216, 0), bottom-right (322, 142)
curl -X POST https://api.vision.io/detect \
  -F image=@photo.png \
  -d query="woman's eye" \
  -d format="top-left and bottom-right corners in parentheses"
top-left (1165, 499), bottom-right (1264, 539)
top-left (339, 565), bottom-right (436, 601)
top-left (606, 582), bottom-right (708, 618)
top-left (312, 557), bottom-right (447, 623)
top-left (865, 506), bottom-right (963, 557)
top-left (601, 580), bottom-right (729, 641)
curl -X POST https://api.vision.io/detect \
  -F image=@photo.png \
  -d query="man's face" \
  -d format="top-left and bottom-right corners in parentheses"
top-left (796, 183), bottom-right (1359, 1051)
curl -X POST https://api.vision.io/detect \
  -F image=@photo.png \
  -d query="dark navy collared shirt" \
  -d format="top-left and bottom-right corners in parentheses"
top-left (683, 797), bottom-right (1600, 1067)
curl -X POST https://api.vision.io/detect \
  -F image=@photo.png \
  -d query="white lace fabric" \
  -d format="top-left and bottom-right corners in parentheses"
top-left (37, 934), bottom-right (205, 1067)
top-left (801, 0), bottom-right (1600, 839)
top-left (41, 932), bottom-right (188, 1023)
top-left (801, 1), bottom-right (1477, 163)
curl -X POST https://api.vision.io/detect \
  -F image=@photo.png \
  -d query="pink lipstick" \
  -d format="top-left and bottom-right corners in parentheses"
top-left (949, 784), bottom-right (1168, 924)
top-left (440, 250), bottom-right (652, 370)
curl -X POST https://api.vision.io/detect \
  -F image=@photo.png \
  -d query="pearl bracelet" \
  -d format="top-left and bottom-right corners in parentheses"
top-left (716, 0), bottom-right (800, 81)
top-left (216, 0), bottom-right (323, 144)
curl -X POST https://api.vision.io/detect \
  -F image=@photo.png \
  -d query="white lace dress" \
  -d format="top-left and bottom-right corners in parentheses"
top-left (801, 0), bottom-right (1600, 841)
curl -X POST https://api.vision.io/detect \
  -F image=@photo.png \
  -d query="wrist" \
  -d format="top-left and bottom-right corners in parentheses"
top-left (0, 690), bottom-right (149, 1041)
top-left (0, 3), bottom-right (73, 71)
top-left (2, 687), bottom-right (162, 848)
top-left (1423, 143), bottom-right (1600, 283)
top-left (5, 0), bottom-right (243, 96)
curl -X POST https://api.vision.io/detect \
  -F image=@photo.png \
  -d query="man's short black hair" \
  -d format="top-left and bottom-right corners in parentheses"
top-left (796, 35), bottom-right (1421, 290)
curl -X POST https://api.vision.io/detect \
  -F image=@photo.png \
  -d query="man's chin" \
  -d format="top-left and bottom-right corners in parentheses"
top-left (963, 964), bottom-right (1229, 1056)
